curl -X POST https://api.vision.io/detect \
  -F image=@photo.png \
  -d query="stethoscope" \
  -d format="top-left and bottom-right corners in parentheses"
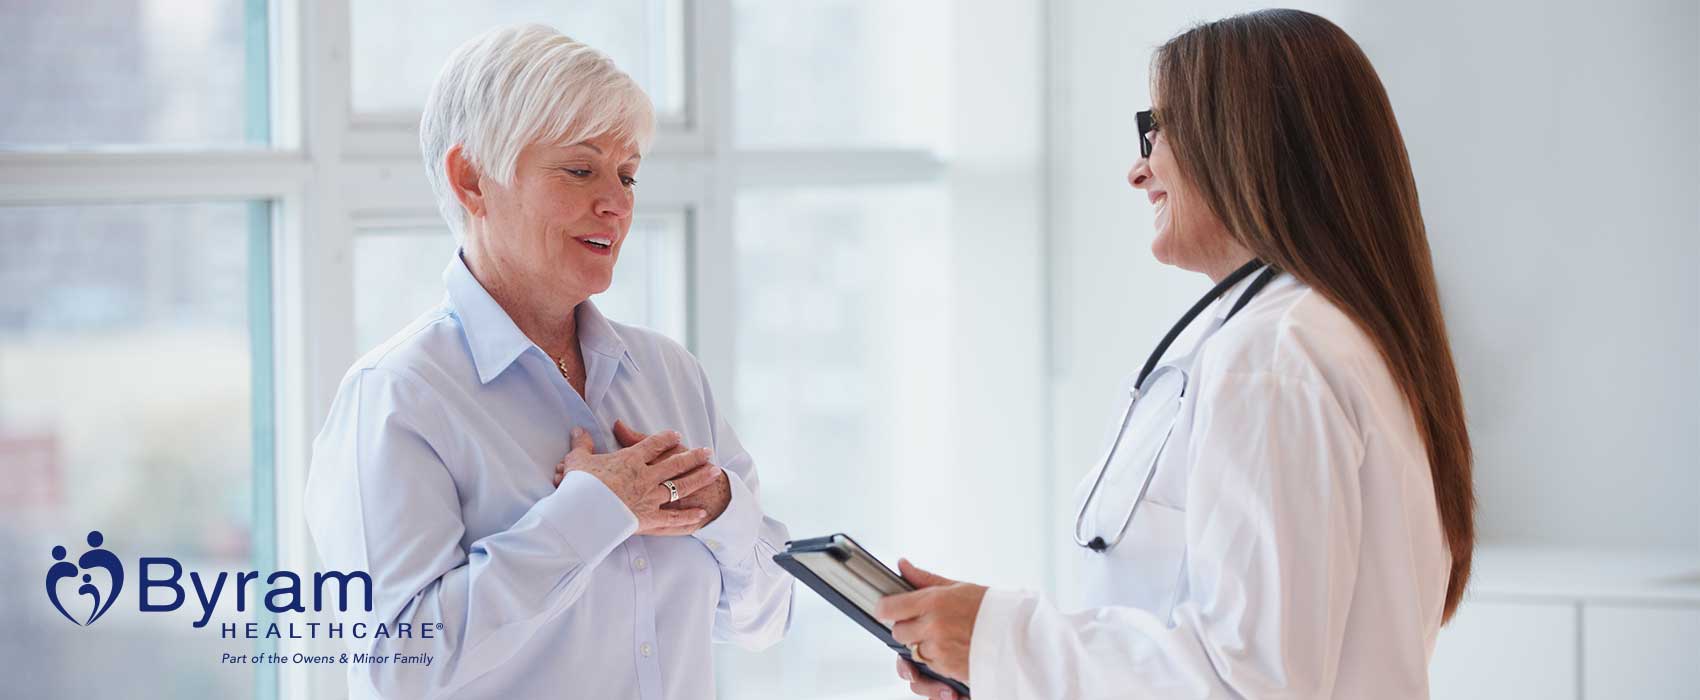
top-left (1073, 259), bottom-right (1282, 552)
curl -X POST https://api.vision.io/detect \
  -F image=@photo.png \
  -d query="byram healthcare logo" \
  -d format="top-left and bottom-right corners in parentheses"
top-left (45, 530), bottom-right (123, 626)
top-left (41, 529), bottom-right (439, 642)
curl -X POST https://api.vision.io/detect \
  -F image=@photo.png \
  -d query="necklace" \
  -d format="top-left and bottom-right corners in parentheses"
top-left (554, 353), bottom-right (583, 386)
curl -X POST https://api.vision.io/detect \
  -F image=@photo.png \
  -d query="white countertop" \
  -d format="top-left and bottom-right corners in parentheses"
top-left (1467, 544), bottom-right (1700, 605)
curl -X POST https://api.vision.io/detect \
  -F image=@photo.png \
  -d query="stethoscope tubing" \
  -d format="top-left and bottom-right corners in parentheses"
top-left (1074, 259), bottom-right (1281, 552)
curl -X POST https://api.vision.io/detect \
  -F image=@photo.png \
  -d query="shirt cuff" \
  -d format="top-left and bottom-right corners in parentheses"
top-left (691, 470), bottom-right (760, 566)
top-left (969, 587), bottom-right (1033, 700)
top-left (535, 471), bottom-right (638, 566)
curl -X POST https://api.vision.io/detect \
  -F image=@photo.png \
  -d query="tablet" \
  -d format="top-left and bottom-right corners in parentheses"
top-left (773, 534), bottom-right (972, 698)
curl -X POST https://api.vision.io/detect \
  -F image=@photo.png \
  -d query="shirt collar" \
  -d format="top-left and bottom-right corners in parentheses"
top-left (573, 295), bottom-right (641, 375)
top-left (443, 251), bottom-right (640, 384)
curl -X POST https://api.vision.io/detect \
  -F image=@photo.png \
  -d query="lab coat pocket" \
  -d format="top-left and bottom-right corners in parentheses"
top-left (1108, 500), bottom-right (1188, 618)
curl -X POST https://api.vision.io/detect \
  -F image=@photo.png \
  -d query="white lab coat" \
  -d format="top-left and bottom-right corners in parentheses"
top-left (968, 272), bottom-right (1452, 699)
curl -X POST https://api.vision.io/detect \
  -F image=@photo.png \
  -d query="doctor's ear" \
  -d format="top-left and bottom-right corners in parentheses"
top-left (445, 144), bottom-right (487, 219)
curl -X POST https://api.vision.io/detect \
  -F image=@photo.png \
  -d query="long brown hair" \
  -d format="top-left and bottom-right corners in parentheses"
top-left (1154, 9), bottom-right (1474, 621)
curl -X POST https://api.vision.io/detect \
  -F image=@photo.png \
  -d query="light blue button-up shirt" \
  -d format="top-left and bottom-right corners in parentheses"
top-left (304, 252), bottom-right (793, 699)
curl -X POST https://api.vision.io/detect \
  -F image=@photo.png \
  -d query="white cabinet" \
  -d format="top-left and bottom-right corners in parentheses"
top-left (1583, 605), bottom-right (1700, 698)
top-left (1430, 600), bottom-right (1577, 699)
top-left (1428, 547), bottom-right (1700, 699)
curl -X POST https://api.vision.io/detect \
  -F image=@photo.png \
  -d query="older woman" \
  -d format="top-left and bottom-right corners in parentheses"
top-left (305, 24), bottom-right (791, 699)
top-left (880, 10), bottom-right (1471, 700)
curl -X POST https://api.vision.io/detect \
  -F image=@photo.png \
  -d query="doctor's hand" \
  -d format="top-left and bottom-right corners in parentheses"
top-left (876, 559), bottom-right (987, 695)
top-left (895, 657), bottom-right (962, 700)
top-left (553, 426), bottom-right (721, 536)
top-left (612, 420), bottom-right (732, 524)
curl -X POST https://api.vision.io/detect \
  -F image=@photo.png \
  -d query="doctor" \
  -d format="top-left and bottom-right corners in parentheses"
top-left (876, 9), bottom-right (1474, 699)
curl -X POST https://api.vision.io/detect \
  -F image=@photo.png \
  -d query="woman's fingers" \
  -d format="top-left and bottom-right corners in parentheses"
top-left (625, 430), bottom-right (682, 462)
top-left (614, 420), bottom-right (693, 461)
top-left (910, 678), bottom-right (954, 700)
top-left (640, 462), bottom-right (718, 509)
top-left (897, 660), bottom-right (954, 699)
top-left (889, 617), bottom-right (929, 646)
top-left (645, 506), bottom-right (709, 532)
top-left (613, 420), bottom-right (686, 459)
top-left (876, 589), bottom-right (929, 625)
top-left (662, 461), bottom-right (722, 499)
top-left (643, 520), bottom-right (710, 537)
top-left (554, 428), bottom-right (594, 486)
top-left (568, 426), bottom-right (595, 455)
top-left (631, 472), bottom-right (712, 534)
top-left (899, 558), bottom-right (956, 588)
top-left (611, 419), bottom-right (645, 448)
top-left (647, 446), bottom-right (713, 482)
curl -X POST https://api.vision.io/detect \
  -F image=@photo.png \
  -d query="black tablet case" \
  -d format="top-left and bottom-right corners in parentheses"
top-left (773, 534), bottom-right (972, 698)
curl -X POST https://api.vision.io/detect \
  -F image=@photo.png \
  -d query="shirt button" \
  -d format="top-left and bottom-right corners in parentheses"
top-left (640, 643), bottom-right (653, 657)
top-left (633, 557), bottom-right (648, 571)
top-left (706, 539), bottom-right (721, 551)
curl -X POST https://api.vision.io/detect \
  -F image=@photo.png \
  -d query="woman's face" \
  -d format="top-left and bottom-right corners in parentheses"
top-left (469, 132), bottom-right (639, 302)
top-left (1127, 108), bottom-right (1239, 277)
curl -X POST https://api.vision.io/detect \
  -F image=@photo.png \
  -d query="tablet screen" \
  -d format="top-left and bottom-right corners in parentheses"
top-left (790, 550), bottom-right (895, 619)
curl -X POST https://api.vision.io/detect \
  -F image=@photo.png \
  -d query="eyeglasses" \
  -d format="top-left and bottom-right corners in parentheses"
top-left (1136, 109), bottom-right (1158, 158)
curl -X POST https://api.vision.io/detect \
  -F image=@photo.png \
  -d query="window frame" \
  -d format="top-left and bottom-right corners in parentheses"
top-left (0, 2), bottom-right (1049, 698)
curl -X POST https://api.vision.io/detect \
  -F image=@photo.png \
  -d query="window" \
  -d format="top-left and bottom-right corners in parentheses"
top-left (0, 0), bottom-right (285, 695)
top-left (352, 213), bottom-right (692, 353)
top-left (733, 0), bottom-right (949, 149)
top-left (0, 2), bottom-right (1047, 699)
top-left (349, 0), bottom-right (688, 123)
top-left (722, 184), bottom-right (953, 697)
top-left (0, 201), bottom-right (273, 698)
top-left (0, 0), bottom-right (271, 148)
top-left (716, 3), bottom-right (1048, 698)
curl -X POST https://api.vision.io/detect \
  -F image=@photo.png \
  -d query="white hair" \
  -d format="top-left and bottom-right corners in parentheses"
top-left (421, 24), bottom-right (656, 240)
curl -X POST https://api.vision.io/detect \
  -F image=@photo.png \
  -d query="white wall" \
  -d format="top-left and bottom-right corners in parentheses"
top-left (1046, 0), bottom-right (1700, 597)
top-left (1365, 0), bottom-right (1700, 549)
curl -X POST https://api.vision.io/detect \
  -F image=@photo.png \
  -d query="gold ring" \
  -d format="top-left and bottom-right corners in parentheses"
top-left (663, 480), bottom-right (680, 502)
top-left (907, 641), bottom-right (930, 666)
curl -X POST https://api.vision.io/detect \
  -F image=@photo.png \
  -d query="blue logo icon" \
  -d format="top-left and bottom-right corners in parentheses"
top-left (46, 530), bottom-right (125, 626)
top-left (41, 529), bottom-right (394, 638)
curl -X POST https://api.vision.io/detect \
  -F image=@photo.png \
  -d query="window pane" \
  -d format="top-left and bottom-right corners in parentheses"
top-left (0, 2), bottom-right (268, 148)
top-left (734, 0), bottom-right (949, 149)
top-left (350, 0), bottom-right (687, 121)
top-left (354, 213), bottom-right (691, 354)
top-left (719, 184), bottom-right (954, 698)
top-left (0, 202), bottom-right (265, 697)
